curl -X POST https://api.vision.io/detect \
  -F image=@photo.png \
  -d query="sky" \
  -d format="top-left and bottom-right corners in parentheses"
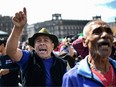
top-left (0, 0), bottom-right (116, 24)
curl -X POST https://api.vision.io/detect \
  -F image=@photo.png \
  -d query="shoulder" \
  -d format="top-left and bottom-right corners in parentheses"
top-left (17, 50), bottom-right (30, 67)
top-left (63, 58), bottom-right (87, 79)
top-left (63, 65), bottom-right (79, 82)
top-left (109, 58), bottom-right (116, 69)
top-left (55, 55), bottom-right (67, 63)
top-left (21, 50), bottom-right (31, 58)
top-left (53, 53), bottom-right (67, 66)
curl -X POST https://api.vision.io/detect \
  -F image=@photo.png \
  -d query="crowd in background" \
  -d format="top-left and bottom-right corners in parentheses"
top-left (19, 34), bottom-right (116, 70)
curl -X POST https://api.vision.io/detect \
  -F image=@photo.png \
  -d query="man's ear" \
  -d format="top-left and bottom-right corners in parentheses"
top-left (82, 38), bottom-right (88, 47)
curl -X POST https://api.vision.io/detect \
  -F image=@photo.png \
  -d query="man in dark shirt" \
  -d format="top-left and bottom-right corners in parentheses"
top-left (0, 38), bottom-right (20, 86)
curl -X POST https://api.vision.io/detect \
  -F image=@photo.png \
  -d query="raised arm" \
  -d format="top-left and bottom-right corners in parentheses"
top-left (6, 7), bottom-right (27, 62)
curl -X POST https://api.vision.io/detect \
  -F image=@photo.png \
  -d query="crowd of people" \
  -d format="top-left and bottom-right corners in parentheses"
top-left (0, 7), bottom-right (115, 87)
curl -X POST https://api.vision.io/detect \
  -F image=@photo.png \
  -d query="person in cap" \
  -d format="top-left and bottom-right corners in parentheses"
top-left (0, 38), bottom-right (20, 86)
top-left (6, 7), bottom-right (67, 87)
top-left (62, 20), bottom-right (116, 87)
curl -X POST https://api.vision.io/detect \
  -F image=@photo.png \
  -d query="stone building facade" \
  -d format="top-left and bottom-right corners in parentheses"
top-left (26, 14), bottom-right (91, 39)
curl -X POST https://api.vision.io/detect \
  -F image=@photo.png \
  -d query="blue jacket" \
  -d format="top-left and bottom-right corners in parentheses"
top-left (62, 56), bottom-right (116, 87)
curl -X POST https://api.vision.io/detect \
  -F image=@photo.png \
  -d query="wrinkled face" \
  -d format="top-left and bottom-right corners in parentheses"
top-left (84, 21), bottom-right (113, 58)
top-left (34, 35), bottom-right (54, 59)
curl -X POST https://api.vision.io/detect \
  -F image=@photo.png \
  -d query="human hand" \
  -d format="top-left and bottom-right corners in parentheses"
top-left (0, 69), bottom-right (10, 76)
top-left (12, 7), bottom-right (27, 29)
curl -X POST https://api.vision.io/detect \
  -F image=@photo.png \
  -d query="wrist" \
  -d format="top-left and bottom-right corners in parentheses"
top-left (13, 25), bottom-right (24, 29)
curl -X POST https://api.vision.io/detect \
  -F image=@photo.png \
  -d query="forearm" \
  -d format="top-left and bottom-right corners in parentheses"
top-left (6, 7), bottom-right (27, 61)
top-left (6, 26), bottom-right (23, 60)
